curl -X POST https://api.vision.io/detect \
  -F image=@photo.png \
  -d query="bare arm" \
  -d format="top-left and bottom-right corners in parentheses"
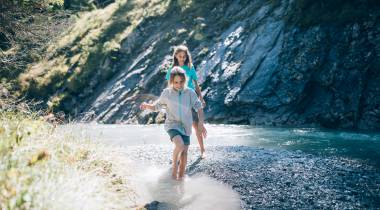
top-left (140, 89), bottom-right (167, 111)
top-left (197, 108), bottom-right (207, 138)
top-left (140, 102), bottom-right (156, 111)
top-left (193, 80), bottom-right (206, 107)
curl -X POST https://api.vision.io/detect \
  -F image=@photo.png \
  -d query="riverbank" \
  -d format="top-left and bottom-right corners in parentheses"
top-left (0, 112), bottom-right (142, 209)
top-left (61, 123), bottom-right (380, 209)
top-left (124, 145), bottom-right (380, 209)
top-left (2, 115), bottom-right (379, 209)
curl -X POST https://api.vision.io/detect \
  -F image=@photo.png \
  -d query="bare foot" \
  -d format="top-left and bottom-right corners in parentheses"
top-left (172, 173), bottom-right (177, 180)
top-left (177, 176), bottom-right (184, 181)
top-left (201, 151), bottom-right (206, 159)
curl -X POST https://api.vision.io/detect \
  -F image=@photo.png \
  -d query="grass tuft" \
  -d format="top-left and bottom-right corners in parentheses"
top-left (0, 112), bottom-right (141, 209)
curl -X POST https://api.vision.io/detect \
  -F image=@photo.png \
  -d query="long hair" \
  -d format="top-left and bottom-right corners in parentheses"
top-left (172, 45), bottom-right (193, 68)
top-left (168, 66), bottom-right (187, 88)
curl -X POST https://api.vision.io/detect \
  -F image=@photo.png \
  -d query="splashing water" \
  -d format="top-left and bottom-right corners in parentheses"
top-left (134, 165), bottom-right (241, 210)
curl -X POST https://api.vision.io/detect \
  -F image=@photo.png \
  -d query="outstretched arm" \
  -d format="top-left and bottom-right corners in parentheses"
top-left (140, 102), bottom-right (156, 111)
top-left (140, 89), bottom-right (168, 111)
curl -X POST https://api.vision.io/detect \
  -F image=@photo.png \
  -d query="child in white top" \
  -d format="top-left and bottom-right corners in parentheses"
top-left (140, 67), bottom-right (207, 180)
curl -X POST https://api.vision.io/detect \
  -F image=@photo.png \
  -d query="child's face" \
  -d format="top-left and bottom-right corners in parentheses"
top-left (175, 51), bottom-right (187, 65)
top-left (172, 75), bottom-right (185, 91)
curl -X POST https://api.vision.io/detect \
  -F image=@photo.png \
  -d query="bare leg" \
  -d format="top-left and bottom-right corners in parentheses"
top-left (193, 122), bottom-right (205, 157)
top-left (172, 136), bottom-right (185, 179)
top-left (178, 145), bottom-right (189, 179)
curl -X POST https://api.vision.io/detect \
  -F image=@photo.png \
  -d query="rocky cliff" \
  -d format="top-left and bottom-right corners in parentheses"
top-left (20, 0), bottom-right (380, 130)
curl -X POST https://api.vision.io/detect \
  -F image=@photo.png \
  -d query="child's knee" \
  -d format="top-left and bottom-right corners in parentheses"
top-left (173, 136), bottom-right (185, 150)
top-left (182, 148), bottom-right (188, 155)
top-left (178, 144), bottom-right (185, 151)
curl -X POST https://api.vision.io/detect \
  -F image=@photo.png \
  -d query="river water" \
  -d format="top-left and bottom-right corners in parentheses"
top-left (61, 124), bottom-right (380, 209)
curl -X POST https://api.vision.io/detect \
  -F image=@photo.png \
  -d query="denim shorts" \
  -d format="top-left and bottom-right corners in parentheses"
top-left (167, 129), bottom-right (190, 145)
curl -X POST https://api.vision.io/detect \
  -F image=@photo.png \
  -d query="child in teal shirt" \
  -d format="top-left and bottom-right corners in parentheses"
top-left (166, 45), bottom-right (207, 158)
top-left (166, 64), bottom-right (198, 90)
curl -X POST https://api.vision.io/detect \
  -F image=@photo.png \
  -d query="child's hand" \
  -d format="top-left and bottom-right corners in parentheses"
top-left (140, 102), bottom-right (148, 110)
top-left (198, 123), bottom-right (207, 139)
top-left (201, 99), bottom-right (206, 108)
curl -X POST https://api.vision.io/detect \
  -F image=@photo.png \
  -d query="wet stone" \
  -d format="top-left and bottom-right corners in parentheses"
top-left (124, 145), bottom-right (380, 209)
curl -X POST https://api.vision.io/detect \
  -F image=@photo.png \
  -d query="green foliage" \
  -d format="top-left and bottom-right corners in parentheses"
top-left (7, 0), bottom-right (65, 10)
top-left (5, 0), bottom-right (111, 11)
top-left (0, 0), bottom-right (76, 101)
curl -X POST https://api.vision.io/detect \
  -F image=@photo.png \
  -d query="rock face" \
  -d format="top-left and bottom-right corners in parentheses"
top-left (77, 0), bottom-right (380, 130)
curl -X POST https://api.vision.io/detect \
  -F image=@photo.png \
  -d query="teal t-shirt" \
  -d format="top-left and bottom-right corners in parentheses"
top-left (165, 65), bottom-right (198, 90)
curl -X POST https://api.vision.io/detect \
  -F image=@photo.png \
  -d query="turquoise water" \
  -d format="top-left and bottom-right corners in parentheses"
top-left (205, 125), bottom-right (380, 167)
top-left (62, 124), bottom-right (380, 167)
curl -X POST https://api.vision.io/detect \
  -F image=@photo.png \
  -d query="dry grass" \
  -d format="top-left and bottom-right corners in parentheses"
top-left (18, 0), bottom-right (171, 112)
top-left (0, 112), bottom-right (142, 209)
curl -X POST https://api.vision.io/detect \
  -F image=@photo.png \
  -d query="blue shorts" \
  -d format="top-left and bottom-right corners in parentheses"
top-left (167, 129), bottom-right (190, 145)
